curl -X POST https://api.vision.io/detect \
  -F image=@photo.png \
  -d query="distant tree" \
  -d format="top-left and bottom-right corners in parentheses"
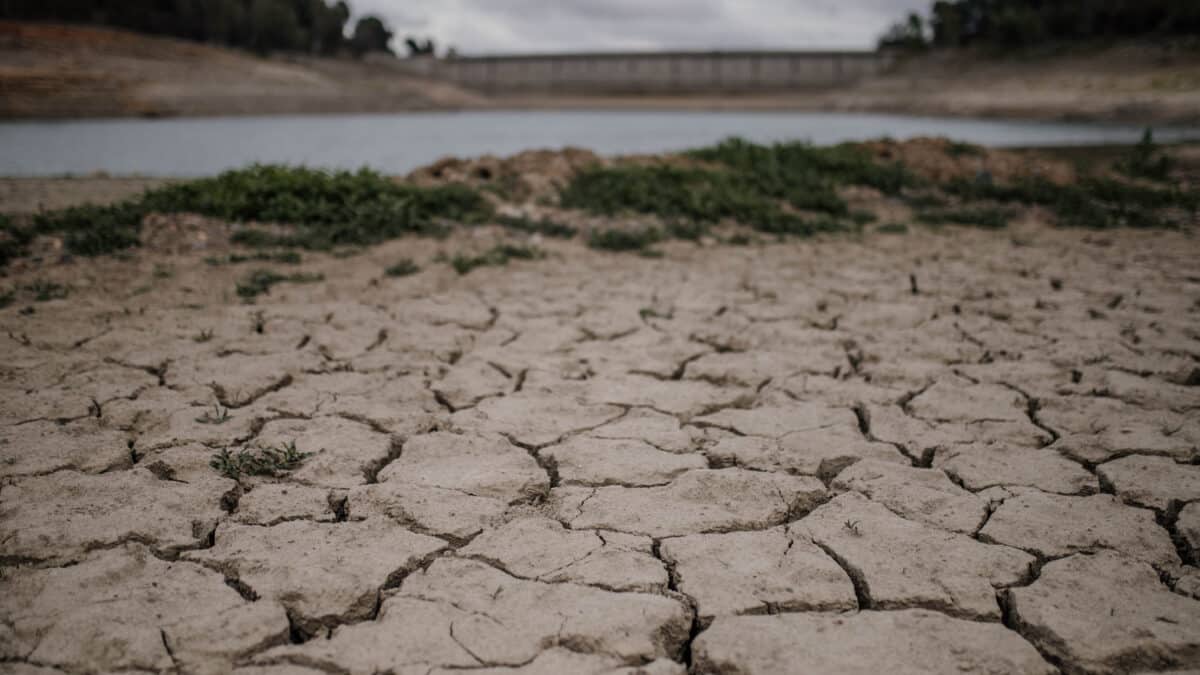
top-left (878, 12), bottom-right (928, 50)
top-left (404, 36), bottom-right (435, 57)
top-left (350, 15), bottom-right (393, 56)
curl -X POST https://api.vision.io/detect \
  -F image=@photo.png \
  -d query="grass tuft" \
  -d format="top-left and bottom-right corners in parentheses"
top-left (235, 268), bottom-right (324, 300)
top-left (29, 165), bottom-right (493, 258)
top-left (210, 441), bottom-right (310, 480)
top-left (385, 258), bottom-right (421, 277)
top-left (448, 244), bottom-right (544, 275)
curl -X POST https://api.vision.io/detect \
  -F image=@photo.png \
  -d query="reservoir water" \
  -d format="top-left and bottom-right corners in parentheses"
top-left (1, 110), bottom-right (1197, 177)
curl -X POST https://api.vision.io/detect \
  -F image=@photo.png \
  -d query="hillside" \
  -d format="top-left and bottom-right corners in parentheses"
top-left (0, 21), bottom-right (484, 118)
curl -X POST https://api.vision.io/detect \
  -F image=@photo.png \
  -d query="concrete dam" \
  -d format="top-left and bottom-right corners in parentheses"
top-left (408, 50), bottom-right (895, 94)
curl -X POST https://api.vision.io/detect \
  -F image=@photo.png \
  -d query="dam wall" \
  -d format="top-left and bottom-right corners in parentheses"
top-left (407, 50), bottom-right (894, 94)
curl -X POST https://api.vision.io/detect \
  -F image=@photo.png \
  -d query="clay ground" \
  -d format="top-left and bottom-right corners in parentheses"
top-left (1, 203), bottom-right (1199, 674)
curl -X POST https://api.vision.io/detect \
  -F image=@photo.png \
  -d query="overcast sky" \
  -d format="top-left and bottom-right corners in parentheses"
top-left (349, 0), bottom-right (931, 55)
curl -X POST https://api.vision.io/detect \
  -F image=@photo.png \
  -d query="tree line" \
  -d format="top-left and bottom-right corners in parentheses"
top-left (0, 0), bottom-right (412, 57)
top-left (881, 0), bottom-right (1200, 49)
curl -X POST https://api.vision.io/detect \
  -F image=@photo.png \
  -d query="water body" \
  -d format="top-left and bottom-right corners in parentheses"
top-left (1, 110), bottom-right (1197, 177)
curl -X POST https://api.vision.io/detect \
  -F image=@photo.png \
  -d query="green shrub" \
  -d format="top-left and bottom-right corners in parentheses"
top-left (235, 268), bottom-right (324, 299)
top-left (210, 442), bottom-right (310, 480)
top-left (917, 206), bottom-right (1016, 229)
top-left (385, 258), bottom-right (421, 277)
top-left (494, 215), bottom-right (577, 238)
top-left (32, 165), bottom-right (493, 257)
top-left (586, 228), bottom-right (663, 252)
top-left (448, 244), bottom-right (544, 275)
top-left (1117, 130), bottom-right (1172, 182)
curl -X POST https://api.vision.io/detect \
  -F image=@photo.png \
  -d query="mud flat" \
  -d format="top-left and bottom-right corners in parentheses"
top-left (1, 138), bottom-right (1198, 674)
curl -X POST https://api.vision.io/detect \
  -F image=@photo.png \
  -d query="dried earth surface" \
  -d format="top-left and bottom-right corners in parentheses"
top-left (1, 178), bottom-right (1200, 673)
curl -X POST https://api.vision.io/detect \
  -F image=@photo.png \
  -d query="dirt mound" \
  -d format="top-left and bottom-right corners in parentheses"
top-left (407, 148), bottom-right (605, 204)
top-left (860, 137), bottom-right (1076, 185)
top-left (0, 21), bottom-right (484, 119)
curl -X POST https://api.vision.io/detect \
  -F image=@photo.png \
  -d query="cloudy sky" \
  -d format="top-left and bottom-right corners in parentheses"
top-left (350, 0), bottom-right (930, 55)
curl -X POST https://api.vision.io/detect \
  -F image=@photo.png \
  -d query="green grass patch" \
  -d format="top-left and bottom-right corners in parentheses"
top-left (0, 215), bottom-right (35, 269)
top-left (235, 268), bottom-right (324, 300)
top-left (876, 222), bottom-right (909, 234)
top-left (210, 441), bottom-right (310, 480)
top-left (385, 258), bottom-right (421, 277)
top-left (917, 206), bottom-right (1016, 229)
top-left (944, 174), bottom-right (1195, 229)
top-left (23, 280), bottom-right (69, 301)
top-left (30, 165), bottom-right (493, 258)
top-left (587, 227), bottom-right (663, 252)
top-left (560, 138), bottom-right (914, 241)
top-left (206, 251), bottom-right (302, 266)
top-left (448, 244), bottom-right (544, 275)
top-left (494, 215), bottom-right (577, 238)
top-left (946, 141), bottom-right (985, 157)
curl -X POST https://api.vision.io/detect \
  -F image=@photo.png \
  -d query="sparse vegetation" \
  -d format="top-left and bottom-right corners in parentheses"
top-left (31, 165), bottom-right (493, 258)
top-left (195, 403), bottom-right (231, 425)
top-left (448, 244), bottom-right (545, 275)
top-left (1117, 129), bottom-right (1173, 182)
top-left (561, 138), bottom-right (910, 239)
top-left (877, 223), bottom-right (910, 234)
top-left (210, 441), bottom-right (311, 480)
top-left (587, 228), bottom-right (663, 253)
top-left (385, 258), bottom-right (421, 277)
top-left (917, 206), bottom-right (1016, 229)
top-left (205, 251), bottom-right (302, 266)
top-left (193, 328), bottom-right (215, 343)
top-left (235, 268), bottom-right (324, 300)
top-left (494, 215), bottom-right (577, 239)
top-left (23, 280), bottom-right (69, 302)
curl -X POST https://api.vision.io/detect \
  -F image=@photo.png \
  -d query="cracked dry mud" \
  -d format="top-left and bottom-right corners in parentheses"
top-left (2, 221), bottom-right (1199, 675)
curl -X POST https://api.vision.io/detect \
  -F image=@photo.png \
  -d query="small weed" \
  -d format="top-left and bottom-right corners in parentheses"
top-left (209, 441), bottom-right (310, 480)
top-left (494, 215), bottom-right (577, 238)
top-left (0, 289), bottom-right (14, 308)
top-left (876, 222), bottom-right (909, 234)
top-left (1117, 129), bottom-right (1172, 182)
top-left (844, 519), bottom-right (862, 536)
top-left (250, 310), bottom-right (267, 333)
top-left (946, 140), bottom-right (985, 157)
top-left (23, 280), bottom-right (69, 302)
top-left (153, 264), bottom-right (173, 279)
top-left (193, 328), bottom-right (215, 343)
top-left (385, 258), bottom-right (421, 277)
top-left (449, 244), bottom-right (544, 275)
top-left (31, 165), bottom-right (493, 258)
top-left (235, 268), bottom-right (324, 300)
top-left (586, 227), bottom-right (663, 252)
top-left (849, 209), bottom-right (877, 226)
top-left (639, 307), bottom-right (672, 320)
top-left (726, 233), bottom-right (753, 246)
top-left (916, 206), bottom-right (1015, 229)
top-left (195, 403), bottom-right (230, 425)
top-left (206, 251), bottom-right (302, 266)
